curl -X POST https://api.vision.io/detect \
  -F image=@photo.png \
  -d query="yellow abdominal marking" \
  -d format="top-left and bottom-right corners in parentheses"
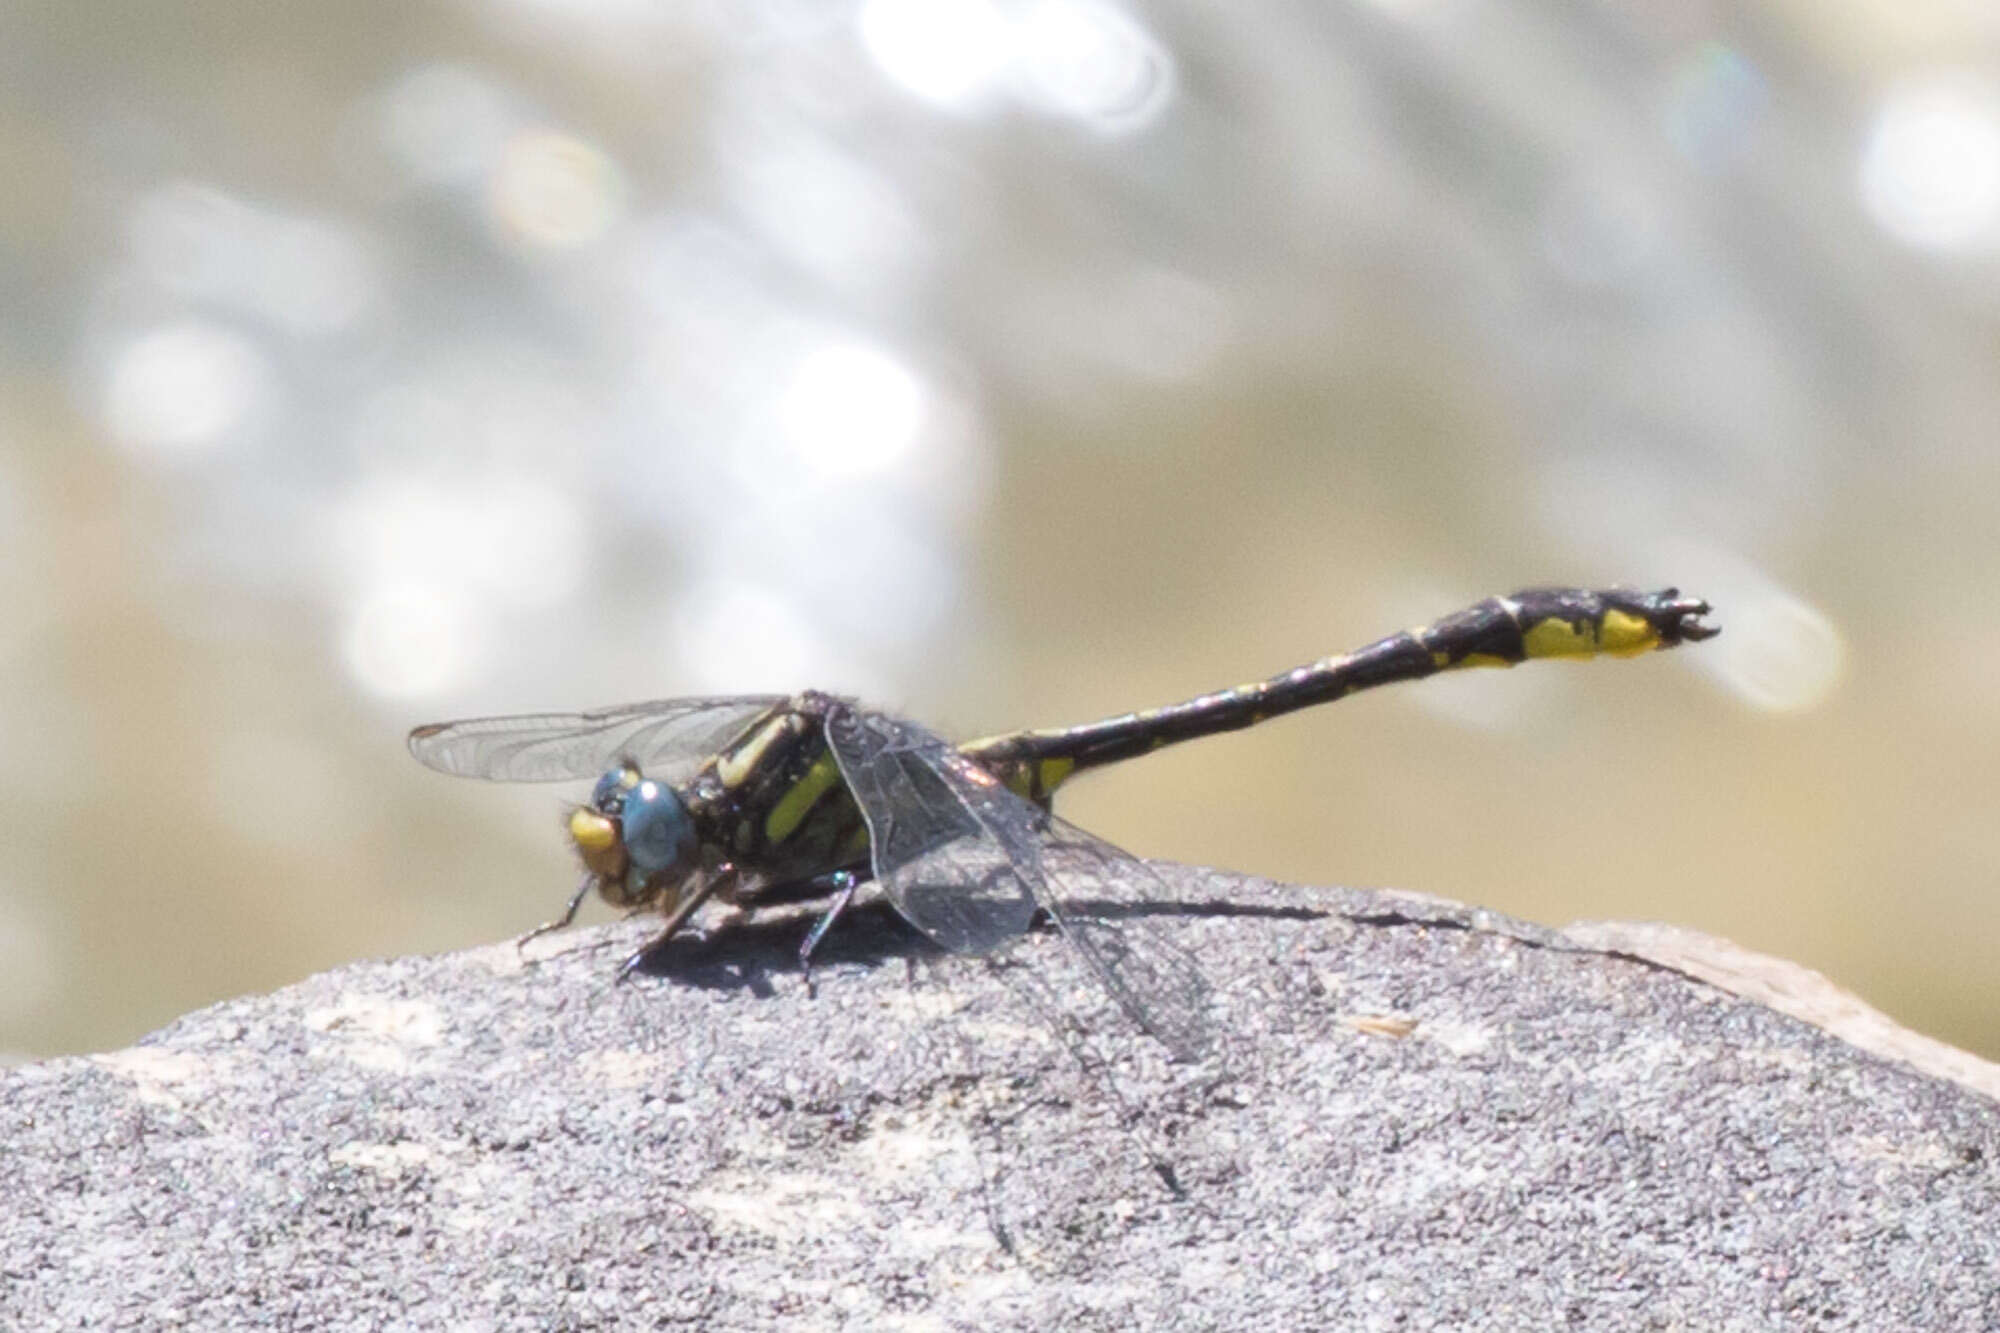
top-left (1517, 611), bottom-right (1617, 659)
top-left (1037, 756), bottom-right (1076, 795)
top-left (764, 752), bottom-right (843, 843)
top-left (1593, 608), bottom-right (1661, 656)
top-left (1521, 609), bottom-right (1662, 659)
top-left (1455, 652), bottom-right (1515, 669)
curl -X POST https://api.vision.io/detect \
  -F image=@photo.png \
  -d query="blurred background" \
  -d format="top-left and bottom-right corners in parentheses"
top-left (3, 0), bottom-right (1997, 1063)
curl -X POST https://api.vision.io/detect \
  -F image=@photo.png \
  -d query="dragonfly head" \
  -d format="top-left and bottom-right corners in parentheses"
top-left (567, 760), bottom-right (698, 907)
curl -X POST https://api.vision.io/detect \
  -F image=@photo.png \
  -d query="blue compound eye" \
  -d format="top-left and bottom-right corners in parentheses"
top-left (591, 762), bottom-right (641, 815)
top-left (621, 779), bottom-right (697, 878)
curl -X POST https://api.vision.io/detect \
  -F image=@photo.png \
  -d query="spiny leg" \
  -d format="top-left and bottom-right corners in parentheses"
top-left (517, 873), bottom-right (596, 952)
top-left (797, 869), bottom-right (861, 999)
top-left (616, 872), bottom-right (728, 982)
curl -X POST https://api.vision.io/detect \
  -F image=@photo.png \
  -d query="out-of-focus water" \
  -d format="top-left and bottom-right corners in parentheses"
top-left (4, 1), bottom-right (1998, 1062)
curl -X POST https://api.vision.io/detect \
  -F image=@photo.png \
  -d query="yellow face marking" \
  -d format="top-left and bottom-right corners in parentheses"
top-left (716, 715), bottom-right (793, 790)
top-left (1037, 756), bottom-right (1076, 796)
top-left (568, 807), bottom-right (626, 878)
top-left (569, 807), bottom-right (617, 852)
top-left (763, 752), bottom-right (843, 844)
top-left (1595, 608), bottom-right (1661, 657)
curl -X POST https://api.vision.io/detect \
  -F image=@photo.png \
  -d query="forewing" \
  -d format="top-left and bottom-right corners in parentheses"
top-left (823, 708), bottom-right (1039, 955)
top-left (408, 696), bottom-right (785, 783)
top-left (824, 707), bottom-right (1214, 1060)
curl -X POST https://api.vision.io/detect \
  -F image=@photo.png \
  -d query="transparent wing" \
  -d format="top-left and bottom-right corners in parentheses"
top-left (407, 696), bottom-right (785, 783)
top-left (1031, 813), bottom-right (1217, 1062)
top-left (824, 707), bottom-right (1214, 1060)
top-left (823, 708), bottom-right (1039, 954)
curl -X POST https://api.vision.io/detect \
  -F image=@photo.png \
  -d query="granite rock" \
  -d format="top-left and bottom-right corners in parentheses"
top-left (5, 869), bottom-right (1997, 1331)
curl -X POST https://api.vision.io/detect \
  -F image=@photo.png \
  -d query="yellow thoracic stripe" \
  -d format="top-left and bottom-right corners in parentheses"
top-left (763, 752), bottom-right (843, 843)
top-left (717, 713), bottom-right (791, 789)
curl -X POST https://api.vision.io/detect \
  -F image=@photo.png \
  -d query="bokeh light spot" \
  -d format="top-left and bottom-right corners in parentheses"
top-left (375, 64), bottom-right (516, 188)
top-left (1014, 1), bottom-right (1174, 133)
top-left (858, 0), bottom-right (1012, 111)
top-left (127, 183), bottom-right (381, 339)
top-left (670, 577), bottom-right (831, 693)
top-left (1662, 45), bottom-right (1767, 172)
top-left (102, 321), bottom-right (269, 458)
top-left (778, 342), bottom-right (927, 478)
top-left (342, 581), bottom-right (482, 701)
top-left (333, 472), bottom-right (591, 614)
top-left (486, 130), bottom-right (626, 252)
top-left (1860, 74), bottom-right (2000, 252)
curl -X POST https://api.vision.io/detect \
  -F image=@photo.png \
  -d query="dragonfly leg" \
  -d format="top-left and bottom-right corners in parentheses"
top-left (797, 870), bottom-right (861, 999)
top-left (616, 873), bottom-right (725, 983)
top-left (517, 874), bottom-right (596, 952)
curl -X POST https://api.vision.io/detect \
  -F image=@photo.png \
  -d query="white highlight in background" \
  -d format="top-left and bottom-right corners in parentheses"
top-left (332, 472), bottom-right (590, 614)
top-left (342, 580), bottom-right (483, 700)
top-left (375, 64), bottom-right (517, 188)
top-left (1860, 74), bottom-right (2000, 252)
top-left (778, 341), bottom-right (927, 479)
top-left (486, 130), bottom-right (626, 252)
top-left (860, 0), bottom-right (1173, 130)
top-left (102, 321), bottom-right (269, 458)
top-left (858, 0), bottom-right (1012, 111)
top-left (126, 184), bottom-right (381, 340)
top-left (1013, 1), bottom-right (1174, 134)
top-left (669, 576), bottom-right (835, 694)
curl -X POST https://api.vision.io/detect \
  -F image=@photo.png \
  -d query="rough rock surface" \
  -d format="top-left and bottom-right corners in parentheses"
top-left (6, 869), bottom-right (1998, 1331)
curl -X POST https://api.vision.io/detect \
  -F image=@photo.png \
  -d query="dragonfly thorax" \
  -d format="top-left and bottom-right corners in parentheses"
top-left (566, 761), bottom-right (700, 907)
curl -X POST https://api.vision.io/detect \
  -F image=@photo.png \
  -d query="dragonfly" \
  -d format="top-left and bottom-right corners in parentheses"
top-left (409, 586), bottom-right (1717, 1061)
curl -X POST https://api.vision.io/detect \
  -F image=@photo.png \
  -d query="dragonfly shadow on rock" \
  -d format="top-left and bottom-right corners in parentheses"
top-left (616, 896), bottom-right (941, 999)
top-left (1051, 894), bottom-right (1331, 926)
top-left (610, 880), bottom-right (1332, 1016)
